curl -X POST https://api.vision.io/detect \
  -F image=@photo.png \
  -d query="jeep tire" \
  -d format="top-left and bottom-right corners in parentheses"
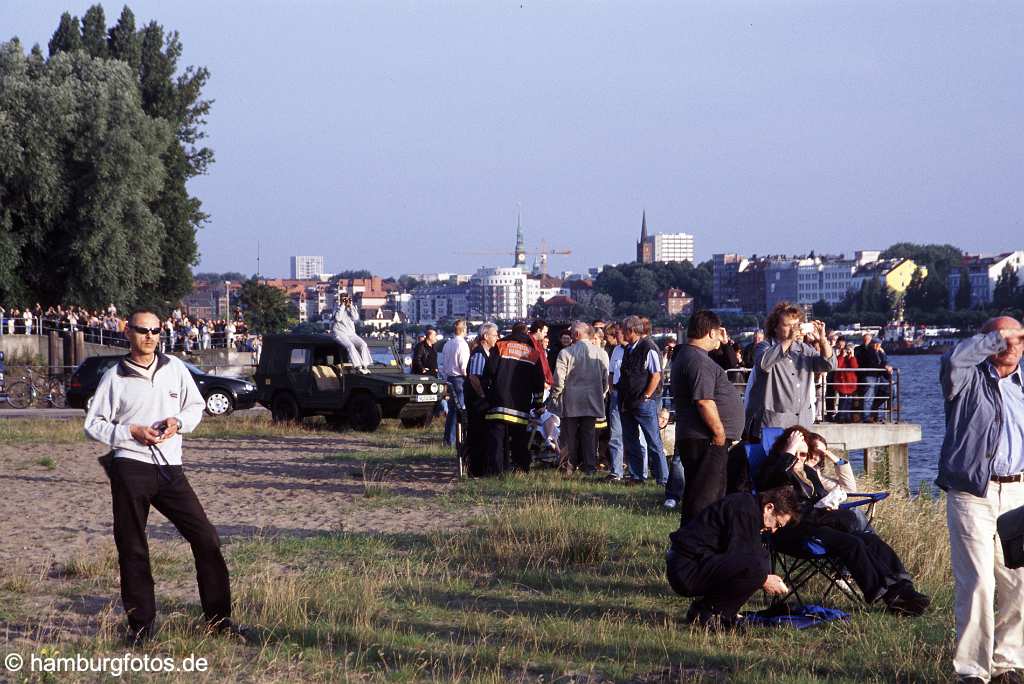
top-left (271, 393), bottom-right (300, 423)
top-left (348, 393), bottom-right (382, 432)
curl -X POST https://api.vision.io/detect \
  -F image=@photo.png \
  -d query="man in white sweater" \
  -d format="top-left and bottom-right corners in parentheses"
top-left (85, 310), bottom-right (237, 643)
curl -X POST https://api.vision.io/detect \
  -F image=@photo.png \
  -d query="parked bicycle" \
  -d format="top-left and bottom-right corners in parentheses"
top-left (0, 367), bottom-right (66, 409)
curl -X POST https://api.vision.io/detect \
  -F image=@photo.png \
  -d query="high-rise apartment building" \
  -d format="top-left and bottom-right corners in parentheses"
top-left (290, 255), bottom-right (325, 280)
top-left (636, 211), bottom-right (695, 264)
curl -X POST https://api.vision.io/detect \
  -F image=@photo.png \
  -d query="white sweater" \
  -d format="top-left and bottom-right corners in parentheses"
top-left (84, 354), bottom-right (206, 466)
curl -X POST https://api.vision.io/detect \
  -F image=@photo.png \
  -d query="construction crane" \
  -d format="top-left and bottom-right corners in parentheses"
top-left (459, 240), bottom-right (571, 276)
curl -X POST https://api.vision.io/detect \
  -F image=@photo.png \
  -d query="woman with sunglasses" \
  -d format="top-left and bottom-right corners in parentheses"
top-left (756, 425), bottom-right (930, 616)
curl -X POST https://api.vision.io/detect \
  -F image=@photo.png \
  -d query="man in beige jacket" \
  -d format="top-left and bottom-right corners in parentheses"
top-left (549, 321), bottom-right (610, 475)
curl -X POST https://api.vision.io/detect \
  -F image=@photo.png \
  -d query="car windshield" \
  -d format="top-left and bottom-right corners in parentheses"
top-left (368, 346), bottom-right (399, 368)
top-left (183, 361), bottom-right (204, 375)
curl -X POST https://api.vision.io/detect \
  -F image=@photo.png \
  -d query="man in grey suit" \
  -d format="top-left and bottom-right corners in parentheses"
top-left (549, 321), bottom-right (610, 475)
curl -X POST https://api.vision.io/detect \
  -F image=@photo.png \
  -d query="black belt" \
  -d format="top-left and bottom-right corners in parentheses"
top-left (992, 473), bottom-right (1024, 484)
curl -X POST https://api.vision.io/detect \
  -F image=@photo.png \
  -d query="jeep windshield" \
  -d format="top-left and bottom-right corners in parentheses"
top-left (368, 346), bottom-right (400, 368)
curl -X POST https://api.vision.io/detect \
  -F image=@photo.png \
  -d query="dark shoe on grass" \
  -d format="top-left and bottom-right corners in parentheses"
top-left (993, 671), bottom-right (1024, 684)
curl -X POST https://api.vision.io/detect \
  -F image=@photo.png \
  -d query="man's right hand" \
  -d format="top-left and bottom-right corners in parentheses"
top-left (763, 574), bottom-right (788, 595)
top-left (711, 433), bottom-right (727, 447)
top-left (129, 424), bottom-right (162, 446)
top-left (999, 328), bottom-right (1024, 342)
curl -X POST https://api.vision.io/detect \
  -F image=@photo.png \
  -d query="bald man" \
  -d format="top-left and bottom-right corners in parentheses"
top-left (939, 316), bottom-right (1024, 683)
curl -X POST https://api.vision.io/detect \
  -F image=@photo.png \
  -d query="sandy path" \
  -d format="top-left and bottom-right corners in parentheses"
top-left (0, 432), bottom-right (469, 570)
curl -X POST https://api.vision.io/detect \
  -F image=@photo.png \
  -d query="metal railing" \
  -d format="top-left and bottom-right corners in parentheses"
top-left (0, 315), bottom-right (256, 351)
top-left (711, 366), bottom-right (901, 424)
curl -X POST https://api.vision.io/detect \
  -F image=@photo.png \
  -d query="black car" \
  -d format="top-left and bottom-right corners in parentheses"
top-left (66, 355), bottom-right (258, 416)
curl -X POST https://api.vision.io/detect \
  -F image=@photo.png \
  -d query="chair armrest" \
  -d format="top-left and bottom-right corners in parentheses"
top-left (838, 491), bottom-right (890, 510)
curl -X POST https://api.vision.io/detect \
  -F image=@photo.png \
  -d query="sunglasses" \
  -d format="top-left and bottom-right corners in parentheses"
top-left (129, 325), bottom-right (162, 336)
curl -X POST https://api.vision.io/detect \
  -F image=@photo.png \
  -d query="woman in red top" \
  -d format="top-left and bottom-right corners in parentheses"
top-left (834, 346), bottom-right (859, 423)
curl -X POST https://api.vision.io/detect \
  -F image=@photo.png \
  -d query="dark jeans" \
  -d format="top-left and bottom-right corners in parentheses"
top-left (561, 416), bottom-right (597, 472)
top-left (486, 420), bottom-right (530, 475)
top-left (465, 405), bottom-right (489, 477)
top-left (678, 438), bottom-right (729, 523)
top-left (773, 522), bottom-right (910, 602)
top-left (110, 459), bottom-right (230, 633)
top-left (444, 376), bottom-right (465, 445)
top-left (666, 547), bottom-right (769, 618)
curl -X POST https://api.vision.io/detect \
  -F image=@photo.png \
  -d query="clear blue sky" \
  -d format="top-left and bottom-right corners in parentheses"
top-left (4, 1), bottom-right (1022, 278)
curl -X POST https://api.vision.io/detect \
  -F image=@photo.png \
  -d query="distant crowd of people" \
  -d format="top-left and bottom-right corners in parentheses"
top-left (0, 303), bottom-right (261, 358)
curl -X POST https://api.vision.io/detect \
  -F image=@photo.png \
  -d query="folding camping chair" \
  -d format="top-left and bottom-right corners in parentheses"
top-left (747, 427), bottom-right (889, 607)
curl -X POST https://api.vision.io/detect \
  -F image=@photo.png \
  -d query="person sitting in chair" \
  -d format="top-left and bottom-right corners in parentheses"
top-left (666, 487), bottom-right (800, 630)
top-left (756, 426), bottom-right (930, 616)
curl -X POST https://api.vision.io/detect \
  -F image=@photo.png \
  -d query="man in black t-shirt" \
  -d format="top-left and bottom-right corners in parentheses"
top-left (666, 310), bottom-right (746, 521)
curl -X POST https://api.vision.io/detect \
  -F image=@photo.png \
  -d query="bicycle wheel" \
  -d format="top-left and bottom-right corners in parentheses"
top-left (48, 379), bottom-right (67, 408)
top-left (6, 381), bottom-right (33, 409)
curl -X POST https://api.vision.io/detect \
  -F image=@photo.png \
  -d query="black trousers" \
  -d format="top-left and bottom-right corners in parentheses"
top-left (666, 547), bottom-right (769, 618)
top-left (110, 459), bottom-right (231, 632)
top-left (773, 522), bottom-right (909, 602)
top-left (679, 438), bottom-right (729, 523)
top-left (486, 420), bottom-right (530, 475)
top-left (466, 406), bottom-right (489, 477)
top-left (561, 416), bottom-right (597, 472)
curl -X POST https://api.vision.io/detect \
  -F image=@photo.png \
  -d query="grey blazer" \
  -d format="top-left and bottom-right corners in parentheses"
top-left (550, 341), bottom-right (610, 419)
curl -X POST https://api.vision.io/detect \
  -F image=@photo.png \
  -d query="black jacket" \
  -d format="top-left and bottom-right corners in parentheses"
top-left (483, 330), bottom-right (546, 425)
top-left (616, 336), bottom-right (661, 412)
top-left (669, 493), bottom-right (767, 562)
top-left (412, 341), bottom-right (438, 375)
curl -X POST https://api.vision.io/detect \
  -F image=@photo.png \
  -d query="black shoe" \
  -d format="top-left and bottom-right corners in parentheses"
top-left (993, 671), bottom-right (1024, 684)
top-left (957, 678), bottom-right (986, 684)
top-left (125, 621), bottom-right (155, 646)
top-left (210, 618), bottom-right (258, 642)
top-left (883, 588), bottom-right (929, 617)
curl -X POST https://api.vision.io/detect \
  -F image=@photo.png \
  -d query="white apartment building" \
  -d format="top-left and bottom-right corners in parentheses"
top-left (948, 251), bottom-right (1024, 308)
top-left (652, 233), bottom-right (695, 264)
top-left (409, 284), bottom-right (470, 325)
top-left (468, 267), bottom-right (540, 321)
top-left (290, 255), bottom-right (325, 280)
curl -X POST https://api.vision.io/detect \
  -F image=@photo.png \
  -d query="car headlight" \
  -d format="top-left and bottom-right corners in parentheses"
top-left (244, 384), bottom-right (255, 391)
top-left (430, 383), bottom-right (439, 394)
top-left (393, 385), bottom-right (404, 396)
top-left (416, 383), bottom-right (425, 394)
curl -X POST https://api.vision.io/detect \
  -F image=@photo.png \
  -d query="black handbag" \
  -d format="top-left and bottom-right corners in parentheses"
top-left (997, 505), bottom-right (1024, 569)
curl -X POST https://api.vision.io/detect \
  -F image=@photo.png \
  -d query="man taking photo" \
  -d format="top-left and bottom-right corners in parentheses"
top-left (85, 309), bottom-right (240, 643)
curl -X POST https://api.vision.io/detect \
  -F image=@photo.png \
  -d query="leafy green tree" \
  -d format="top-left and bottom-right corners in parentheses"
top-left (80, 5), bottom-right (108, 58)
top-left (238, 279), bottom-right (292, 334)
top-left (107, 6), bottom-right (140, 70)
top-left (335, 270), bottom-right (373, 280)
top-left (811, 299), bottom-right (833, 318)
top-left (954, 268), bottom-right (973, 310)
top-left (47, 12), bottom-right (81, 56)
top-left (881, 243), bottom-right (963, 281)
top-left (0, 42), bottom-right (171, 307)
top-left (993, 263), bottom-right (1020, 310)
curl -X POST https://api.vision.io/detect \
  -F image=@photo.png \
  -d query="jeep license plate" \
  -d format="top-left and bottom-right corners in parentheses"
top-left (413, 394), bottom-right (437, 402)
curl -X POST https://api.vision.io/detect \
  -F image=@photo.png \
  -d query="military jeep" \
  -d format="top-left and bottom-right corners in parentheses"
top-left (254, 334), bottom-right (445, 431)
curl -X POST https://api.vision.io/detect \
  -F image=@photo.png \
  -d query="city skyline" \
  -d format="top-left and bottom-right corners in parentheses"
top-left (4, 2), bottom-right (1021, 278)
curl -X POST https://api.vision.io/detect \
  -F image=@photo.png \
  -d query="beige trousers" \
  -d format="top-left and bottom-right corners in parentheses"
top-left (948, 482), bottom-right (1024, 680)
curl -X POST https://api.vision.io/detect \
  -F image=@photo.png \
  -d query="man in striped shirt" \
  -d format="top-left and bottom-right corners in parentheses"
top-left (465, 323), bottom-right (499, 476)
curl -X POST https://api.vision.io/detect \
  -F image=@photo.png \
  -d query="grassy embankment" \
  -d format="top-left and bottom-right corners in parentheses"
top-left (0, 416), bottom-right (954, 682)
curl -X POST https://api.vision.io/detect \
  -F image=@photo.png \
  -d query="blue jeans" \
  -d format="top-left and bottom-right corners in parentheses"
top-left (607, 390), bottom-right (624, 478)
top-left (444, 375), bottom-right (465, 445)
top-left (621, 398), bottom-right (667, 484)
top-left (862, 375), bottom-right (883, 421)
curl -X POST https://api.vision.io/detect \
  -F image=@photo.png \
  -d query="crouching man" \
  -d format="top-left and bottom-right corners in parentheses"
top-left (85, 309), bottom-right (241, 643)
top-left (666, 487), bottom-right (800, 629)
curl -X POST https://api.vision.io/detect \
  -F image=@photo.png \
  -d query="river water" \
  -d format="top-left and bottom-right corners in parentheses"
top-left (873, 355), bottom-right (944, 491)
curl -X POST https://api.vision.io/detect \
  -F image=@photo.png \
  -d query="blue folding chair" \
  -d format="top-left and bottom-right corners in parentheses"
top-left (748, 427), bottom-right (889, 606)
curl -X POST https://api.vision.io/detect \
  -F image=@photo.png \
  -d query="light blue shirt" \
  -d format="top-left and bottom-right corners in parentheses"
top-left (988, 362), bottom-right (1024, 477)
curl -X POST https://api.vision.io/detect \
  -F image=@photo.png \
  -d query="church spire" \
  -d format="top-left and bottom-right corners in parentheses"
top-left (514, 210), bottom-right (526, 268)
top-left (640, 210), bottom-right (648, 241)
